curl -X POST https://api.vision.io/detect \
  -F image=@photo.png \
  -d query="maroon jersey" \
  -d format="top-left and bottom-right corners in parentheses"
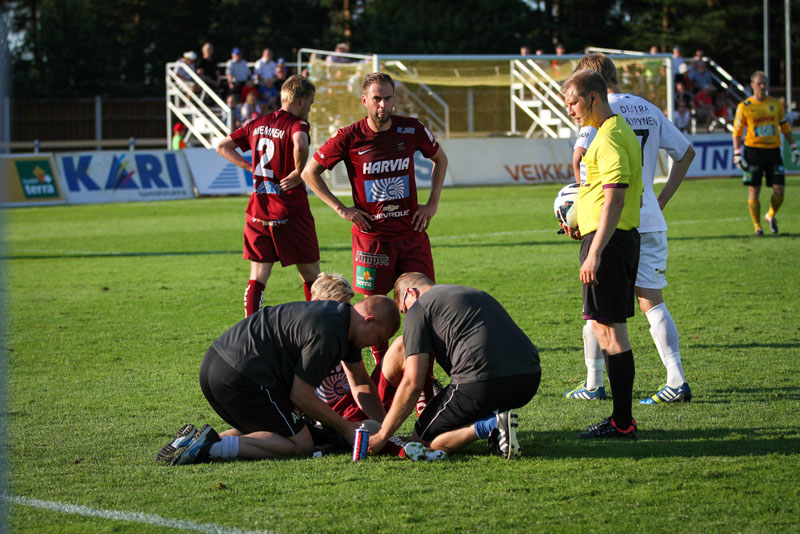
top-left (313, 115), bottom-right (439, 240)
top-left (231, 109), bottom-right (311, 220)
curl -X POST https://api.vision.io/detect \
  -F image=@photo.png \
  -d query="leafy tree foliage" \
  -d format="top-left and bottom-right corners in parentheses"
top-left (1, 0), bottom-right (797, 97)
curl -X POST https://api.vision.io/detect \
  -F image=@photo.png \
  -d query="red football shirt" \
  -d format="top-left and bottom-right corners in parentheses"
top-left (231, 109), bottom-right (311, 220)
top-left (313, 115), bottom-right (439, 240)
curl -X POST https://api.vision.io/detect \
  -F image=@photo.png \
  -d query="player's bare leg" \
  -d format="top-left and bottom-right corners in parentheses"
top-left (296, 261), bottom-right (321, 300)
top-left (427, 426), bottom-right (479, 455)
top-left (381, 336), bottom-right (406, 387)
top-left (245, 261), bottom-right (273, 316)
top-left (236, 426), bottom-right (314, 459)
top-left (748, 185), bottom-right (763, 235)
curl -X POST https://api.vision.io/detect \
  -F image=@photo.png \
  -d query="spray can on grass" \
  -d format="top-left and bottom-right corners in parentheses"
top-left (352, 423), bottom-right (369, 461)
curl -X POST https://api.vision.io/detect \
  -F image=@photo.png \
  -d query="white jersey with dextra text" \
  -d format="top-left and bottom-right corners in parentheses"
top-left (574, 93), bottom-right (690, 233)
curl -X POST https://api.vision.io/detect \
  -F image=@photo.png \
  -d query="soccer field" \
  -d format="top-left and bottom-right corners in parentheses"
top-left (5, 178), bottom-right (800, 532)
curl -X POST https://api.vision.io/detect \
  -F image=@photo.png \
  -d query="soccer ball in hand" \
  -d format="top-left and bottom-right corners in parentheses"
top-left (553, 183), bottom-right (579, 229)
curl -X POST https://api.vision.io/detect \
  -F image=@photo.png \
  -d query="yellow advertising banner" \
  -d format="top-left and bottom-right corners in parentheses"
top-left (1, 153), bottom-right (66, 206)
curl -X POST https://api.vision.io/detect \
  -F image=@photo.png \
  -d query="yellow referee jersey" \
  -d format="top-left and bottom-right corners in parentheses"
top-left (733, 96), bottom-right (791, 149)
top-left (577, 115), bottom-right (643, 235)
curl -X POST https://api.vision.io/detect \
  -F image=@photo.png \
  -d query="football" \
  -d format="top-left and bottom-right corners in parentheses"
top-left (553, 183), bottom-right (579, 228)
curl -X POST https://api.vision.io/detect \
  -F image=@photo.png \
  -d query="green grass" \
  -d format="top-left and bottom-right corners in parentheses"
top-left (5, 178), bottom-right (800, 533)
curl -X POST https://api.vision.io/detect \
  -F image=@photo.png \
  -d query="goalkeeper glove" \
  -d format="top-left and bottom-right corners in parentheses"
top-left (733, 150), bottom-right (749, 172)
top-left (791, 144), bottom-right (799, 166)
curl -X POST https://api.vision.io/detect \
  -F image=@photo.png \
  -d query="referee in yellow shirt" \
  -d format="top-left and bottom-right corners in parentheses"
top-left (560, 70), bottom-right (643, 439)
top-left (732, 71), bottom-right (799, 235)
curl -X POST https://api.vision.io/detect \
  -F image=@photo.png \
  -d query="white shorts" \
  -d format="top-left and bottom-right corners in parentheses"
top-left (635, 231), bottom-right (668, 289)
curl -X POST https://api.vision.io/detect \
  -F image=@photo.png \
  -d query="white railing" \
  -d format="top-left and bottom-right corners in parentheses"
top-left (510, 58), bottom-right (577, 138)
top-left (165, 61), bottom-right (232, 148)
top-left (384, 60), bottom-right (449, 138)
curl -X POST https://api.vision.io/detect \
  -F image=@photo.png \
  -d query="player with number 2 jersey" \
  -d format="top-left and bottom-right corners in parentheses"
top-left (217, 75), bottom-right (321, 316)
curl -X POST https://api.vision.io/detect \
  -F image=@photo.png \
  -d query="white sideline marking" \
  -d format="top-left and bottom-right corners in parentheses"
top-left (4, 495), bottom-right (275, 534)
top-left (9, 216), bottom-right (751, 257)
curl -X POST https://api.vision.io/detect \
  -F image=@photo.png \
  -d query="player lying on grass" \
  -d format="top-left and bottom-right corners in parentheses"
top-left (368, 273), bottom-right (542, 460)
top-left (309, 272), bottom-right (445, 461)
top-left (155, 295), bottom-right (399, 465)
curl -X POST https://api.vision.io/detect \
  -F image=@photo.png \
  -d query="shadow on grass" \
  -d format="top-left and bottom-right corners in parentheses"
top-left (3, 243), bottom-right (352, 260)
top-left (517, 427), bottom-right (800, 459)
top-left (669, 232), bottom-right (797, 241)
top-left (686, 342), bottom-right (800, 350)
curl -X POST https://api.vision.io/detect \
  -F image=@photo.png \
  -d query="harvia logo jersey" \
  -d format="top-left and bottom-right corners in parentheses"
top-left (15, 160), bottom-right (60, 199)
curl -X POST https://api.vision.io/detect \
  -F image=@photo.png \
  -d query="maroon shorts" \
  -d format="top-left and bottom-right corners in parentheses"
top-left (243, 214), bottom-right (320, 266)
top-left (351, 232), bottom-right (435, 295)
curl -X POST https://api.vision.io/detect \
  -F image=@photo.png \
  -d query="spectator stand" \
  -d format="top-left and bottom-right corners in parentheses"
top-left (587, 46), bottom-right (750, 134)
top-left (166, 60), bottom-right (232, 148)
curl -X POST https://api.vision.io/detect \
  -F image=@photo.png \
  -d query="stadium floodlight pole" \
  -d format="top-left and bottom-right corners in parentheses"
top-left (786, 0), bottom-right (792, 114)
top-left (763, 0), bottom-right (769, 82)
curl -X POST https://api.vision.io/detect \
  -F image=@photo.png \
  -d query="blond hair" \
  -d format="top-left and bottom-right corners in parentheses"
top-left (575, 53), bottom-right (618, 86)
top-left (280, 74), bottom-right (316, 105)
top-left (310, 272), bottom-right (354, 303)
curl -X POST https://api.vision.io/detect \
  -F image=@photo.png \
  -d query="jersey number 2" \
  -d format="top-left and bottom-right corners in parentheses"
top-left (254, 138), bottom-right (275, 179)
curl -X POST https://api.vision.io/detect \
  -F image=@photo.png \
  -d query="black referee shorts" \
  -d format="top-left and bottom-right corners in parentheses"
top-left (199, 347), bottom-right (306, 437)
top-left (581, 228), bottom-right (640, 323)
top-left (414, 371), bottom-right (541, 442)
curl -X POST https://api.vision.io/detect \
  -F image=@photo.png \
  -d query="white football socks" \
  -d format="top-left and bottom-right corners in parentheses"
top-left (209, 436), bottom-right (240, 459)
top-left (646, 303), bottom-right (686, 388)
top-left (583, 321), bottom-right (605, 390)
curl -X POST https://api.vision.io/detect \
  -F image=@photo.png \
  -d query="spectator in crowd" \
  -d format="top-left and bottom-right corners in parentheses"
top-left (520, 45), bottom-right (531, 56)
top-left (196, 42), bottom-right (220, 93)
top-left (693, 84), bottom-right (715, 131)
top-left (274, 63), bottom-right (288, 92)
top-left (689, 60), bottom-right (713, 93)
top-left (673, 100), bottom-right (692, 135)
top-left (649, 45), bottom-right (660, 54)
top-left (551, 43), bottom-right (567, 78)
top-left (226, 47), bottom-right (251, 106)
top-left (535, 49), bottom-right (544, 55)
top-left (692, 48), bottom-right (704, 62)
top-left (671, 46), bottom-right (684, 77)
top-left (674, 78), bottom-right (693, 109)
top-left (241, 77), bottom-right (258, 104)
top-left (710, 91), bottom-right (733, 131)
top-left (676, 62), bottom-right (691, 89)
top-left (240, 91), bottom-right (264, 126)
top-left (254, 48), bottom-right (277, 83)
top-left (327, 42), bottom-right (350, 64)
top-left (176, 51), bottom-right (197, 89)
top-left (258, 77), bottom-right (280, 112)
top-left (172, 122), bottom-right (188, 150)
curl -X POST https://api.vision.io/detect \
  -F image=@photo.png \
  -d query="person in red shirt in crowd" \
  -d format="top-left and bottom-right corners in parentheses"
top-left (693, 84), bottom-right (715, 130)
top-left (216, 75), bottom-right (321, 316)
top-left (301, 72), bottom-right (448, 413)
